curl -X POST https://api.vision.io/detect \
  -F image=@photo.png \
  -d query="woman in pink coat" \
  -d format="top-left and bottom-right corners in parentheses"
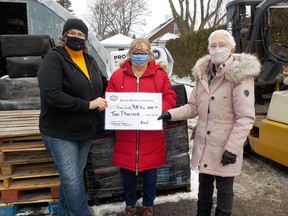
top-left (158, 29), bottom-right (261, 216)
top-left (106, 38), bottom-right (176, 216)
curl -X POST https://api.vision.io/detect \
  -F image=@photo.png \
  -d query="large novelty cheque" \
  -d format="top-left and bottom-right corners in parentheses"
top-left (105, 92), bottom-right (162, 130)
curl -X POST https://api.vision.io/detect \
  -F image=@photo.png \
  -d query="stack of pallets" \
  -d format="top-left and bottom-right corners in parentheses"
top-left (0, 110), bottom-right (59, 210)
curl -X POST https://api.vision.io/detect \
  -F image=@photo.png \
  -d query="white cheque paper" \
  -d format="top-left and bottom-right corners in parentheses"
top-left (105, 92), bottom-right (162, 130)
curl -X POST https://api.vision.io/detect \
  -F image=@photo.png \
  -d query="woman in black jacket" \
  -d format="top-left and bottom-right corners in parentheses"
top-left (37, 18), bottom-right (107, 216)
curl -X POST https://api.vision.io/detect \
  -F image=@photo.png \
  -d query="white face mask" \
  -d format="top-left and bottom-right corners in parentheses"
top-left (209, 47), bottom-right (230, 65)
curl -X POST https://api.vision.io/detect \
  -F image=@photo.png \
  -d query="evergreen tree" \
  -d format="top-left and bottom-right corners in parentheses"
top-left (57, 0), bottom-right (73, 13)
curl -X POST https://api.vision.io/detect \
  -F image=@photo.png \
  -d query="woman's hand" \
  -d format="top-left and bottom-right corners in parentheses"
top-left (89, 97), bottom-right (107, 111)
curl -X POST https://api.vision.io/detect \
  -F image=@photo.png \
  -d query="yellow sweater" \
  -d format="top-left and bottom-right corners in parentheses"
top-left (65, 46), bottom-right (90, 81)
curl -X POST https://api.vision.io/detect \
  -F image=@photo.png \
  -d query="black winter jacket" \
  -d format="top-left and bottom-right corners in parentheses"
top-left (37, 46), bottom-right (108, 140)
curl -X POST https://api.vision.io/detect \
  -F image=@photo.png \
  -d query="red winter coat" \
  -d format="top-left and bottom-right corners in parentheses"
top-left (106, 59), bottom-right (176, 173)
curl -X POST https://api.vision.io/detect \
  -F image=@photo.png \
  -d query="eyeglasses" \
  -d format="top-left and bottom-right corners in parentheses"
top-left (132, 48), bottom-right (149, 54)
top-left (67, 31), bottom-right (86, 39)
top-left (132, 52), bottom-right (148, 55)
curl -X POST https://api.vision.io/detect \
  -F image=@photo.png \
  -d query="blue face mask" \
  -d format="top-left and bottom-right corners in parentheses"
top-left (131, 53), bottom-right (149, 66)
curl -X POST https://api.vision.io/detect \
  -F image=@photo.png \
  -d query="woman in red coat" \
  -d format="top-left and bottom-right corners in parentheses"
top-left (106, 38), bottom-right (176, 216)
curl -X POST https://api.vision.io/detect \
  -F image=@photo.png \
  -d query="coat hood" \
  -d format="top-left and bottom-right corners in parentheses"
top-left (192, 53), bottom-right (262, 84)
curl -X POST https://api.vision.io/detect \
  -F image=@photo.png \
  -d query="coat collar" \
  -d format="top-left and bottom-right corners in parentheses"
top-left (192, 53), bottom-right (262, 84)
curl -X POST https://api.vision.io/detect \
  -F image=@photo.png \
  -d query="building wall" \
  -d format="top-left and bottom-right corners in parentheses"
top-left (148, 21), bottom-right (176, 42)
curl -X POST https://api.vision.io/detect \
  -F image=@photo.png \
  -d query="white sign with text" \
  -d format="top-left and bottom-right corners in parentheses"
top-left (105, 92), bottom-right (162, 130)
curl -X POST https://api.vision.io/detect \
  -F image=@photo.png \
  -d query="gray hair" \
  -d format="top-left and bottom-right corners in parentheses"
top-left (208, 29), bottom-right (236, 48)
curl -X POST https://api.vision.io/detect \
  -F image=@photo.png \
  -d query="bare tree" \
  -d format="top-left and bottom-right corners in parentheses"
top-left (168, 0), bottom-right (226, 35)
top-left (86, 0), bottom-right (150, 39)
top-left (57, 0), bottom-right (73, 13)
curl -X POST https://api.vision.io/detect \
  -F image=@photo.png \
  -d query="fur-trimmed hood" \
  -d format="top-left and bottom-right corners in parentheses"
top-left (192, 53), bottom-right (262, 84)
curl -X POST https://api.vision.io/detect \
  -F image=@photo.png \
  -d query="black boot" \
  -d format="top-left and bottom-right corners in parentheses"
top-left (196, 201), bottom-right (213, 216)
top-left (215, 208), bottom-right (231, 216)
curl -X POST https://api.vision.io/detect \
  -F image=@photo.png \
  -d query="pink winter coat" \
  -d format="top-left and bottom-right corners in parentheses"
top-left (106, 59), bottom-right (176, 173)
top-left (169, 53), bottom-right (261, 177)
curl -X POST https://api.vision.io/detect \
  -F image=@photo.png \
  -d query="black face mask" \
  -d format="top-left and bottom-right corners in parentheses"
top-left (65, 36), bottom-right (85, 51)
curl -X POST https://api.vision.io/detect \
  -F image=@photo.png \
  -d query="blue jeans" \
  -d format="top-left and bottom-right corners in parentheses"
top-left (121, 168), bottom-right (157, 208)
top-left (42, 135), bottom-right (92, 216)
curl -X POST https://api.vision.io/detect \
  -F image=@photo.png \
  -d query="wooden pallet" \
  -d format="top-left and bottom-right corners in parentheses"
top-left (0, 110), bottom-right (40, 140)
top-left (0, 148), bottom-right (52, 165)
top-left (1, 135), bottom-right (42, 143)
top-left (0, 162), bottom-right (58, 188)
top-left (0, 135), bottom-right (58, 188)
top-left (0, 176), bottom-right (60, 203)
top-left (0, 110), bottom-right (60, 204)
top-left (0, 140), bottom-right (44, 152)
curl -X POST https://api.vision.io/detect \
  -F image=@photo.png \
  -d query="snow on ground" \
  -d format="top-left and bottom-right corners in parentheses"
top-left (92, 170), bottom-right (198, 215)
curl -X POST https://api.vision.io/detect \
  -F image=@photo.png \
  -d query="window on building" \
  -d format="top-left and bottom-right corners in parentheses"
top-left (174, 23), bottom-right (179, 35)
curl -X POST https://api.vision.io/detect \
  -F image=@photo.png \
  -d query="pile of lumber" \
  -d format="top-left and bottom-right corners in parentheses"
top-left (0, 110), bottom-right (59, 205)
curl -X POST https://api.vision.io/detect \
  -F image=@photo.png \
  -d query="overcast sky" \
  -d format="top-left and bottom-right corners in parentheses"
top-left (70, 0), bottom-right (172, 36)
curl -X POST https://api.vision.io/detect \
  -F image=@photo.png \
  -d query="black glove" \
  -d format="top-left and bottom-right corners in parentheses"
top-left (157, 111), bottom-right (171, 121)
top-left (221, 150), bottom-right (237, 166)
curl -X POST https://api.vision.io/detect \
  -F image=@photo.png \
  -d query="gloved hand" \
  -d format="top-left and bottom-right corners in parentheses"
top-left (221, 150), bottom-right (237, 166)
top-left (157, 111), bottom-right (171, 121)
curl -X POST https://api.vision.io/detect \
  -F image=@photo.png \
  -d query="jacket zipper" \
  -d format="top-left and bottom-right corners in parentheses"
top-left (88, 60), bottom-right (94, 89)
top-left (126, 68), bottom-right (156, 175)
top-left (65, 54), bottom-right (95, 132)
top-left (135, 75), bottom-right (140, 175)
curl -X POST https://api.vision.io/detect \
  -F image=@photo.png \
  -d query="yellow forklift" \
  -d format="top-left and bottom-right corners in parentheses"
top-left (226, 0), bottom-right (288, 166)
